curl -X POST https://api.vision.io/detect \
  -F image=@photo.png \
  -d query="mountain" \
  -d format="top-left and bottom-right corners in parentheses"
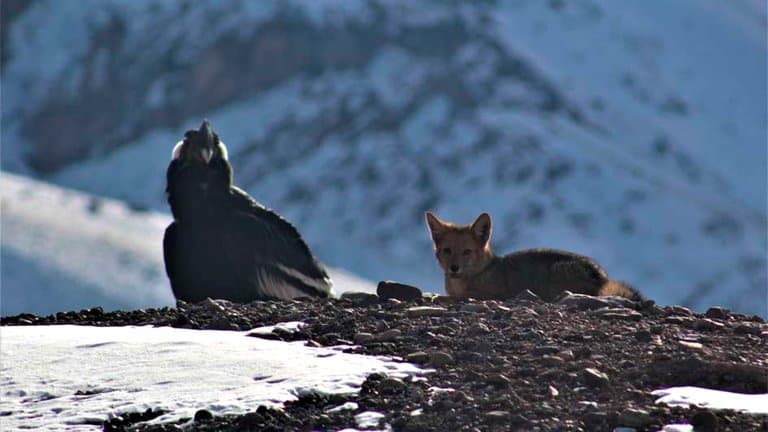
top-left (2, 0), bottom-right (766, 315)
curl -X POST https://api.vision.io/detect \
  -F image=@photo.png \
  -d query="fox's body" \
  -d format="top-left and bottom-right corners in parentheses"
top-left (426, 212), bottom-right (641, 301)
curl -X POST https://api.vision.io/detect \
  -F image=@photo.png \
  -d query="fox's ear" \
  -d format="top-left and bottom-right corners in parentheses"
top-left (425, 212), bottom-right (447, 242)
top-left (470, 212), bottom-right (492, 245)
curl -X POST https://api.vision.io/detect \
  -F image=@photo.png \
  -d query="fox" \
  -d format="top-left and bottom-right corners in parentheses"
top-left (425, 211), bottom-right (642, 302)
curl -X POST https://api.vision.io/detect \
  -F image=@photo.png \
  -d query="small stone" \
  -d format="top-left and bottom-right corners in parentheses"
top-left (518, 329), bottom-right (545, 341)
top-left (515, 289), bottom-right (541, 302)
top-left (320, 332), bottom-right (342, 343)
top-left (666, 306), bottom-right (693, 316)
top-left (582, 368), bottom-right (610, 388)
top-left (617, 408), bottom-right (652, 427)
top-left (663, 316), bottom-right (689, 325)
top-left (375, 329), bottom-right (402, 342)
top-left (406, 352), bottom-right (430, 364)
top-left (200, 298), bottom-right (225, 313)
top-left (690, 409), bottom-right (719, 432)
top-left (485, 410), bottom-right (510, 421)
top-left (340, 291), bottom-right (379, 305)
top-left (466, 323), bottom-right (490, 336)
top-left (584, 411), bottom-right (608, 425)
top-left (461, 303), bottom-right (491, 313)
top-left (705, 307), bottom-right (729, 320)
top-left (470, 340), bottom-right (495, 353)
top-left (634, 329), bottom-right (653, 342)
top-left (590, 307), bottom-right (642, 321)
top-left (429, 351), bottom-right (454, 367)
top-left (487, 373), bottom-right (511, 387)
top-left (532, 345), bottom-right (560, 355)
top-left (540, 355), bottom-right (565, 367)
top-left (406, 306), bottom-right (447, 318)
top-left (693, 318), bottom-right (725, 331)
top-left (379, 377), bottom-right (406, 394)
top-left (353, 332), bottom-right (375, 345)
top-left (548, 385), bottom-right (559, 397)
top-left (377, 281), bottom-right (423, 302)
top-left (558, 293), bottom-right (613, 310)
top-left (678, 340), bottom-right (704, 350)
top-left (734, 324), bottom-right (760, 335)
top-left (194, 409), bottom-right (213, 422)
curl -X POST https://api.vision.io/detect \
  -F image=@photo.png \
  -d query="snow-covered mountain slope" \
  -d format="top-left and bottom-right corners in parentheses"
top-left (0, 173), bottom-right (375, 316)
top-left (0, 325), bottom-right (424, 431)
top-left (2, 1), bottom-right (765, 315)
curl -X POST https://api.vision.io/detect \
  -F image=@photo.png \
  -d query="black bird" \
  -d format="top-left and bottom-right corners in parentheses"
top-left (163, 120), bottom-right (333, 302)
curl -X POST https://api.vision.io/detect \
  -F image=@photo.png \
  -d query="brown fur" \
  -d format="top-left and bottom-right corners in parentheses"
top-left (425, 212), bottom-right (642, 302)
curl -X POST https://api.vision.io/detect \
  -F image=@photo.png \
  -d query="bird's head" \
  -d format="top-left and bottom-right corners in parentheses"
top-left (166, 120), bottom-right (233, 218)
top-left (171, 120), bottom-right (229, 166)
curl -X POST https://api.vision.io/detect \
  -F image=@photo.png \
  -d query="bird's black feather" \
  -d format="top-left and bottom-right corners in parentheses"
top-left (163, 121), bottom-right (332, 303)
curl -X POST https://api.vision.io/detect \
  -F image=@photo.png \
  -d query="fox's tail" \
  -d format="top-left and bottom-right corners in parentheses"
top-left (598, 280), bottom-right (644, 301)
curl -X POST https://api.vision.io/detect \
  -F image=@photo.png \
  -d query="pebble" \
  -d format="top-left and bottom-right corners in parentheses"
top-left (734, 324), bottom-right (760, 335)
top-left (379, 377), bottom-right (406, 394)
top-left (558, 293), bottom-right (615, 310)
top-left (377, 281), bottom-right (423, 302)
top-left (340, 291), bottom-right (380, 305)
top-left (666, 306), bottom-right (693, 316)
top-left (617, 408), bottom-right (652, 427)
top-left (375, 328), bottom-right (402, 342)
top-left (461, 303), bottom-right (491, 313)
top-left (693, 318), bottom-right (725, 331)
top-left (678, 340), bottom-right (704, 350)
top-left (353, 332), bottom-right (375, 345)
top-left (467, 323), bottom-right (490, 336)
top-left (487, 373), bottom-right (511, 387)
top-left (634, 329), bottom-right (653, 342)
top-left (540, 355), bottom-right (566, 368)
top-left (201, 298), bottom-right (225, 313)
top-left (194, 409), bottom-right (213, 422)
top-left (590, 307), bottom-right (643, 321)
top-left (705, 307), bottom-right (729, 320)
top-left (515, 290), bottom-right (542, 302)
top-left (663, 316), bottom-right (689, 325)
top-left (429, 351), bottom-right (454, 367)
top-left (406, 306), bottom-right (447, 318)
top-left (485, 410), bottom-right (510, 421)
top-left (691, 409), bottom-right (719, 432)
top-left (532, 345), bottom-right (560, 355)
top-left (582, 368), bottom-right (610, 388)
top-left (406, 351), bottom-right (430, 364)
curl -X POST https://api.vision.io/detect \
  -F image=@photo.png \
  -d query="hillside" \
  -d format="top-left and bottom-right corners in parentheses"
top-left (2, 0), bottom-right (766, 315)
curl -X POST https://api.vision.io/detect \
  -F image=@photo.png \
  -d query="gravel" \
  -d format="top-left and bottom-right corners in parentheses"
top-left (3, 292), bottom-right (767, 431)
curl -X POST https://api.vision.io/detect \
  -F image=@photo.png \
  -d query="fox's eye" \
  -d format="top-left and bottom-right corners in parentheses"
top-left (442, 248), bottom-right (452, 255)
top-left (463, 249), bottom-right (472, 256)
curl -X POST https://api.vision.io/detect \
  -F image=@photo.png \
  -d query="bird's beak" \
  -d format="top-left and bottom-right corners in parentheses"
top-left (198, 120), bottom-right (215, 164)
top-left (200, 147), bottom-right (213, 164)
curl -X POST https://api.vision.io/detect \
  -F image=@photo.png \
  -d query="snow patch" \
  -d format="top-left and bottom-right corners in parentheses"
top-left (652, 386), bottom-right (768, 415)
top-left (0, 325), bottom-right (426, 431)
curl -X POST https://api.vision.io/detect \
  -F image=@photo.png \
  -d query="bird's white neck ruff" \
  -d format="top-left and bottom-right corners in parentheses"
top-left (171, 140), bottom-right (229, 161)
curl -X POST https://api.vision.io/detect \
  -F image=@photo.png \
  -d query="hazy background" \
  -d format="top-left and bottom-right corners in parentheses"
top-left (1, 0), bottom-right (766, 316)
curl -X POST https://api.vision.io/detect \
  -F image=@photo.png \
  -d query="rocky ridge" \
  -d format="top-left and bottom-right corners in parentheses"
top-left (3, 287), bottom-right (766, 431)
